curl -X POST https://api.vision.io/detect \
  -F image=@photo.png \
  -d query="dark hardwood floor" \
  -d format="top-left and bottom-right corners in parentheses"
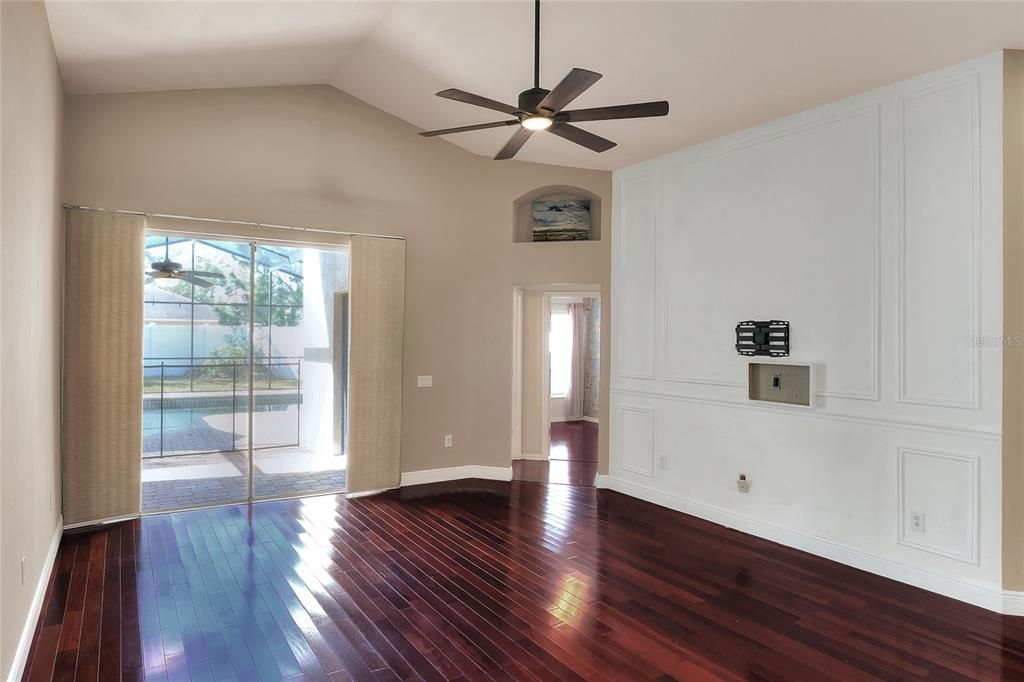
top-left (548, 421), bottom-right (598, 462)
top-left (510, 460), bottom-right (598, 487)
top-left (23, 480), bottom-right (1024, 681)
top-left (513, 421), bottom-right (598, 487)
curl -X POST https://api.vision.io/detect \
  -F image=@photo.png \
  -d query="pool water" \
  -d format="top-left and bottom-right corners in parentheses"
top-left (142, 406), bottom-right (236, 437)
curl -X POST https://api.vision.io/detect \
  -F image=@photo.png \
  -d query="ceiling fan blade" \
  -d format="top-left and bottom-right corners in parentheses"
top-left (419, 120), bottom-right (520, 137)
top-left (559, 101), bottom-right (669, 123)
top-left (537, 68), bottom-right (602, 114)
top-left (494, 127), bottom-right (535, 160)
top-left (187, 271), bottom-right (225, 279)
top-left (548, 123), bottom-right (617, 153)
top-left (436, 89), bottom-right (522, 116)
top-left (148, 271), bottom-right (171, 279)
top-left (177, 273), bottom-right (214, 287)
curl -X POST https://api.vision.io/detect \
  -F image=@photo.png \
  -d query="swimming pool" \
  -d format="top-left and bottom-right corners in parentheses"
top-left (143, 402), bottom-right (299, 456)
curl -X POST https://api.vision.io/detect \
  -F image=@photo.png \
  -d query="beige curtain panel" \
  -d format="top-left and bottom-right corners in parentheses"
top-left (62, 208), bottom-right (145, 526)
top-left (346, 235), bottom-right (406, 494)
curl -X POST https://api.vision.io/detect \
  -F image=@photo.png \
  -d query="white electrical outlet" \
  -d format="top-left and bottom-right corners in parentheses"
top-left (737, 474), bottom-right (750, 493)
top-left (911, 512), bottom-right (926, 533)
top-left (417, 375), bottom-right (433, 388)
top-left (443, 434), bottom-right (453, 448)
top-left (658, 455), bottom-right (668, 470)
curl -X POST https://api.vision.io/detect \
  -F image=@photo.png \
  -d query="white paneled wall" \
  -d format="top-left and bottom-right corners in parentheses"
top-left (609, 53), bottom-right (1005, 609)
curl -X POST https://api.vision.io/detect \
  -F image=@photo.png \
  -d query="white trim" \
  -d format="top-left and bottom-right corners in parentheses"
top-left (7, 516), bottom-right (63, 682)
top-left (655, 104), bottom-right (883, 402)
top-left (550, 416), bottom-right (583, 423)
top-left (400, 465), bottom-right (513, 487)
top-left (511, 287), bottom-right (524, 462)
top-left (896, 446), bottom-right (980, 564)
top-left (609, 387), bottom-right (1001, 440)
top-left (594, 474), bottom-right (613, 488)
top-left (616, 405), bottom-right (655, 477)
top-left (1002, 591), bottom-right (1024, 616)
top-left (582, 416), bottom-right (600, 424)
top-left (515, 453), bottom-right (548, 462)
top-left (541, 294), bottom-right (552, 457)
top-left (895, 74), bottom-right (983, 410)
top-left (600, 476), bottom-right (1016, 614)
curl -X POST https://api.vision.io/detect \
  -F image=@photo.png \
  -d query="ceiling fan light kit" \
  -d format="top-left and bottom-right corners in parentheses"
top-left (420, 0), bottom-right (669, 160)
top-left (522, 115), bottom-right (553, 130)
top-left (146, 237), bottom-right (225, 288)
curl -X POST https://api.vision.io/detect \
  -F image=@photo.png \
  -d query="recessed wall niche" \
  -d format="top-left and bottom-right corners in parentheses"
top-left (513, 185), bottom-right (602, 243)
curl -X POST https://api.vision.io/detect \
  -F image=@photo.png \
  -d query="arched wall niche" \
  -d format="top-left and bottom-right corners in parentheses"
top-left (513, 184), bottom-right (602, 243)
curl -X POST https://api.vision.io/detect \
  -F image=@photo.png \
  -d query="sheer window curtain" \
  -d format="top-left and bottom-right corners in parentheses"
top-left (565, 303), bottom-right (586, 420)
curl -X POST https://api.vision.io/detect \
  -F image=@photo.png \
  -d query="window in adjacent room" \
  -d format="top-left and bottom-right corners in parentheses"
top-left (549, 303), bottom-right (572, 397)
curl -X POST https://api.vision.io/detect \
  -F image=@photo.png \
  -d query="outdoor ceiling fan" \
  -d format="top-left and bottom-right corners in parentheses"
top-left (419, 0), bottom-right (669, 160)
top-left (147, 237), bottom-right (225, 287)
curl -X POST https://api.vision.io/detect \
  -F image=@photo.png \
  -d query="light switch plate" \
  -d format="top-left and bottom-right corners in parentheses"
top-left (417, 375), bottom-right (433, 387)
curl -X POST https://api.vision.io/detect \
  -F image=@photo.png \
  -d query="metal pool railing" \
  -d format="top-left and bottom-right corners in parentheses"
top-left (142, 356), bottom-right (303, 458)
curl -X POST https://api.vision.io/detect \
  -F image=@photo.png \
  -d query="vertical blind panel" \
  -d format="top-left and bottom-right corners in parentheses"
top-left (63, 208), bottom-right (145, 525)
top-left (346, 235), bottom-right (406, 494)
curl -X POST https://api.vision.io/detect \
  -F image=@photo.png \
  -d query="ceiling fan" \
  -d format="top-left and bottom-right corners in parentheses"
top-left (147, 237), bottom-right (225, 287)
top-left (419, 0), bottom-right (669, 160)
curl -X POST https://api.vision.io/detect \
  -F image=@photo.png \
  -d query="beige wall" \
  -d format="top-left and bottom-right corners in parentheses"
top-left (61, 85), bottom-right (612, 475)
top-left (1004, 50), bottom-right (1024, 591)
top-left (0, 1), bottom-right (64, 677)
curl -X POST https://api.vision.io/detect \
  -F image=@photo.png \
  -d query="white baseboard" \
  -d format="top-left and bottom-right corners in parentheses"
top-left (7, 515), bottom-right (63, 682)
top-left (1002, 590), bottom-right (1024, 616)
top-left (552, 416), bottom-right (599, 424)
top-left (594, 474), bottom-right (613, 488)
top-left (515, 453), bottom-right (548, 461)
top-left (602, 476), bottom-right (1017, 615)
top-left (400, 465), bottom-right (513, 487)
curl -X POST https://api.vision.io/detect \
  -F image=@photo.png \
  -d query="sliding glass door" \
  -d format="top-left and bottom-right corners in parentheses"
top-left (251, 244), bottom-right (349, 499)
top-left (141, 235), bottom-right (348, 513)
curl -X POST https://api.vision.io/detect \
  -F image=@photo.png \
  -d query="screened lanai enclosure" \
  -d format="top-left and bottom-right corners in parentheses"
top-left (142, 235), bottom-right (349, 512)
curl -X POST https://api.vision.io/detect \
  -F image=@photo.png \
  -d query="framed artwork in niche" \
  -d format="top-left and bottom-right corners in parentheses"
top-left (531, 199), bottom-right (591, 241)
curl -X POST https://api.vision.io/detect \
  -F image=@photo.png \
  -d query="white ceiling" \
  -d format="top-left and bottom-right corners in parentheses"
top-left (45, 1), bottom-right (1024, 171)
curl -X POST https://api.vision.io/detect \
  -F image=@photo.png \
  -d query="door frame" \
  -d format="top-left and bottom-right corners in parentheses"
top-left (142, 231), bottom-right (350, 513)
top-left (510, 284), bottom-right (601, 464)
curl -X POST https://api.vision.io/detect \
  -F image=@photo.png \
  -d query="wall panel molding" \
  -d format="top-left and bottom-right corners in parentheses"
top-left (654, 105), bottom-right (881, 400)
top-left (610, 387), bottom-right (1001, 441)
top-left (896, 74), bottom-right (982, 410)
top-left (610, 52), bottom-right (1003, 608)
top-left (613, 172), bottom-right (657, 380)
top-left (897, 446), bottom-right (980, 564)
top-left (617, 405), bottom-right (655, 476)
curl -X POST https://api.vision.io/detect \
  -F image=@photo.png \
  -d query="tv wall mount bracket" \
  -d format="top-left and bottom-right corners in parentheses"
top-left (735, 320), bottom-right (790, 357)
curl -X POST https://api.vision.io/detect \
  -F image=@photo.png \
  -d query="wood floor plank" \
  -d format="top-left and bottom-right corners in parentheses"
top-left (25, 480), bottom-right (1024, 681)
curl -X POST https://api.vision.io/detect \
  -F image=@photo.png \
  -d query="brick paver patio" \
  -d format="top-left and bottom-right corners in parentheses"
top-left (142, 448), bottom-right (346, 512)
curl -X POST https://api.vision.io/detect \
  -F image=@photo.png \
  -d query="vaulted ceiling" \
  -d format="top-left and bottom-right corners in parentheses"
top-left (45, 1), bottom-right (1024, 170)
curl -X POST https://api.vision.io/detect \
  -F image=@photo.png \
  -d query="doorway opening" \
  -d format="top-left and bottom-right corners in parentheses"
top-left (141, 234), bottom-right (349, 513)
top-left (511, 286), bottom-right (600, 486)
